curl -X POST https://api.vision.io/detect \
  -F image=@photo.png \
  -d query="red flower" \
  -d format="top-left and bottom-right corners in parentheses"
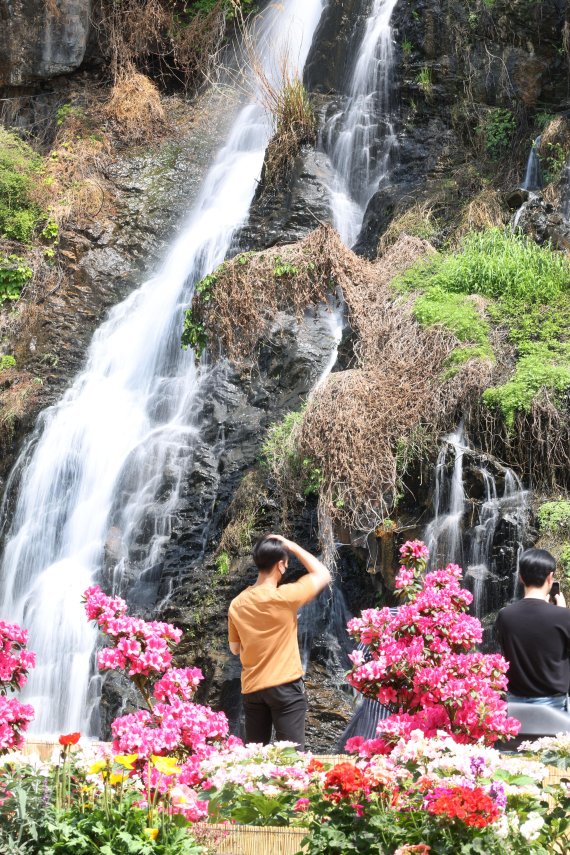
top-left (425, 785), bottom-right (499, 828)
top-left (324, 762), bottom-right (369, 802)
top-left (59, 732), bottom-right (81, 745)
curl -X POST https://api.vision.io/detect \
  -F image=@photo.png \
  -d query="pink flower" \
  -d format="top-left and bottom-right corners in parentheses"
top-left (293, 797), bottom-right (310, 812)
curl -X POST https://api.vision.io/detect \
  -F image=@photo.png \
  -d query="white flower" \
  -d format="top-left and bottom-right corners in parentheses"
top-left (494, 815), bottom-right (510, 839)
top-left (519, 811), bottom-right (545, 841)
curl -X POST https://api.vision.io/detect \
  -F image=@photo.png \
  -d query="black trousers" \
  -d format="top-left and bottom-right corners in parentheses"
top-left (242, 678), bottom-right (308, 750)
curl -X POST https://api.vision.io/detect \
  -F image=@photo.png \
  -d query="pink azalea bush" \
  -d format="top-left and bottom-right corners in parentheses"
top-left (0, 619), bottom-right (35, 753)
top-left (346, 540), bottom-right (519, 748)
top-left (83, 585), bottom-right (231, 821)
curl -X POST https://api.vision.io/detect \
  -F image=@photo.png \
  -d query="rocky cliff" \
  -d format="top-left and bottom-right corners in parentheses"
top-left (0, 0), bottom-right (91, 86)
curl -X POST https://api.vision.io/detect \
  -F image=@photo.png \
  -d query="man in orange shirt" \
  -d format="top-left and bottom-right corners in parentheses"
top-left (228, 534), bottom-right (331, 749)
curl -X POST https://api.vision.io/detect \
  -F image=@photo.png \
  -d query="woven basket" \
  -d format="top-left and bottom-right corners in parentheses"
top-left (195, 824), bottom-right (307, 855)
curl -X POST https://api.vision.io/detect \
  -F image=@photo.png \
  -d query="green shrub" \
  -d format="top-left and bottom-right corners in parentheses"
top-left (413, 287), bottom-right (492, 348)
top-left (261, 408), bottom-right (322, 498)
top-left (181, 270), bottom-right (219, 356)
top-left (0, 354), bottom-right (16, 370)
top-left (416, 66), bottom-right (433, 95)
top-left (215, 550), bottom-right (231, 576)
top-left (484, 108), bottom-right (516, 159)
top-left (537, 501), bottom-right (570, 534)
top-left (395, 229), bottom-right (570, 425)
top-left (0, 129), bottom-right (43, 242)
top-left (0, 254), bottom-right (33, 300)
top-left (560, 543), bottom-right (570, 584)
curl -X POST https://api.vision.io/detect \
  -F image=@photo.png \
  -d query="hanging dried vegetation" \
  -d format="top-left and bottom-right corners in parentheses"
top-left (185, 226), bottom-right (496, 531)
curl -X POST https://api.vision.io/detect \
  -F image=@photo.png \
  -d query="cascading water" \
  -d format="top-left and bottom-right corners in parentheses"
top-left (521, 136), bottom-right (543, 192)
top-left (425, 428), bottom-right (467, 570)
top-left (320, 0), bottom-right (399, 246)
top-left (424, 428), bottom-right (529, 631)
top-left (512, 136), bottom-right (544, 231)
top-left (0, 0), bottom-right (327, 736)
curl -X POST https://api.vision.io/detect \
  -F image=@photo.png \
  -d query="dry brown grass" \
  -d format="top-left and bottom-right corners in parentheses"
top-left (455, 188), bottom-right (506, 238)
top-left (97, 0), bottom-right (226, 88)
top-left (192, 227), bottom-right (495, 530)
top-left (0, 368), bottom-right (42, 453)
top-left (218, 470), bottom-right (268, 555)
top-left (538, 116), bottom-right (570, 157)
top-left (104, 70), bottom-right (166, 142)
top-left (378, 203), bottom-right (438, 254)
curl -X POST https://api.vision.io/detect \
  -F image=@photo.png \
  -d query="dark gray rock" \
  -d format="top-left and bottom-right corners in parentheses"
top-left (236, 147), bottom-right (334, 251)
top-left (0, 0), bottom-right (91, 86)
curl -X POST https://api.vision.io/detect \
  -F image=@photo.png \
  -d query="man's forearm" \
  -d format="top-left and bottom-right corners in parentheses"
top-left (283, 538), bottom-right (331, 584)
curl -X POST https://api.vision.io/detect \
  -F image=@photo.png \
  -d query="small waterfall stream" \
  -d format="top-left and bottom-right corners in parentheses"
top-left (321, 0), bottom-right (399, 245)
top-left (521, 136), bottom-right (543, 192)
top-left (512, 136), bottom-right (544, 230)
top-left (424, 427), bottom-right (529, 627)
top-left (0, 0), bottom-right (326, 736)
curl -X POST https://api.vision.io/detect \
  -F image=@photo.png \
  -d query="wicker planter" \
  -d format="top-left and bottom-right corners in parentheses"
top-left (195, 823), bottom-right (307, 855)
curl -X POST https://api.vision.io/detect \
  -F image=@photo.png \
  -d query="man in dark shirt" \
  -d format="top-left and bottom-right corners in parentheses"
top-left (496, 548), bottom-right (570, 711)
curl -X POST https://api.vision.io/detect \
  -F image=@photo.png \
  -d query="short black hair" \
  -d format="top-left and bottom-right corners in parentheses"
top-left (518, 548), bottom-right (556, 588)
top-left (252, 535), bottom-right (288, 572)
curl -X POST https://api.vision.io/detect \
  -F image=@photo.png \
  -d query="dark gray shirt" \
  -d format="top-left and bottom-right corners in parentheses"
top-left (496, 598), bottom-right (570, 697)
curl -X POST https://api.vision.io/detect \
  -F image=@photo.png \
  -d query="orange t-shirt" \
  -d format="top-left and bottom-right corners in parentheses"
top-left (228, 575), bottom-right (316, 694)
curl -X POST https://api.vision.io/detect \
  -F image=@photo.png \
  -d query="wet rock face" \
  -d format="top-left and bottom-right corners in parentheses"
top-left (0, 0), bottom-right (91, 86)
top-left (0, 94), bottom-right (238, 482)
top-left (507, 191), bottom-right (570, 251)
top-left (245, 0), bottom-right (570, 257)
top-left (236, 146), bottom-right (334, 251)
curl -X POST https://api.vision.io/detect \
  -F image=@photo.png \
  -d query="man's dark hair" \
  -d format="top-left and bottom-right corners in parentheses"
top-left (252, 536), bottom-right (288, 572)
top-left (518, 548), bottom-right (556, 588)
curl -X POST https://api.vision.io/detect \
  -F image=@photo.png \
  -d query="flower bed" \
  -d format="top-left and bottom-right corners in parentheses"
top-left (1, 541), bottom-right (570, 853)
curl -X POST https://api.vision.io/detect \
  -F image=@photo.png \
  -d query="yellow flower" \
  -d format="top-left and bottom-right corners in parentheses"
top-left (109, 772), bottom-right (127, 786)
top-left (114, 753), bottom-right (138, 769)
top-left (150, 755), bottom-right (181, 775)
top-left (143, 828), bottom-right (159, 841)
top-left (88, 760), bottom-right (108, 774)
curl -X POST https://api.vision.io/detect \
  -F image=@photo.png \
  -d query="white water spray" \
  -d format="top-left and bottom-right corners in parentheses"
top-left (322, 0), bottom-right (399, 245)
top-left (0, 0), bottom-right (326, 735)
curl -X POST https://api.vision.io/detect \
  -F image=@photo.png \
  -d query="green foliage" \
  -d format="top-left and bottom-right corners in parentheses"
top-left (416, 66), bottom-right (433, 95)
top-left (443, 345), bottom-right (495, 377)
top-left (537, 501), bottom-right (570, 534)
top-left (273, 258), bottom-right (298, 278)
top-left (483, 350), bottom-right (570, 427)
top-left (0, 354), bottom-right (16, 370)
top-left (401, 38), bottom-right (413, 59)
top-left (395, 229), bottom-right (570, 426)
top-left (41, 220), bottom-right (59, 241)
top-left (542, 141), bottom-right (568, 183)
top-left (484, 108), bottom-right (516, 160)
top-left (195, 271), bottom-right (217, 300)
top-left (215, 550), bottom-right (231, 576)
top-left (413, 287), bottom-right (492, 348)
top-left (55, 103), bottom-right (85, 127)
top-left (181, 271), bottom-right (219, 356)
top-left (206, 785), bottom-right (297, 826)
top-left (535, 111), bottom-right (555, 130)
top-left (560, 543), bottom-right (570, 585)
top-left (0, 254), bottom-right (33, 300)
top-left (0, 129), bottom-right (43, 242)
top-left (261, 408), bottom-right (322, 497)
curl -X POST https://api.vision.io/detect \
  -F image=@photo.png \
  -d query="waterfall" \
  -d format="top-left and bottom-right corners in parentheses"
top-left (425, 427), bottom-right (467, 570)
top-left (0, 0), bottom-right (326, 736)
top-left (424, 428), bottom-right (529, 624)
top-left (521, 136), bottom-right (543, 192)
top-left (298, 584), bottom-right (353, 680)
top-left (321, 0), bottom-right (399, 246)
